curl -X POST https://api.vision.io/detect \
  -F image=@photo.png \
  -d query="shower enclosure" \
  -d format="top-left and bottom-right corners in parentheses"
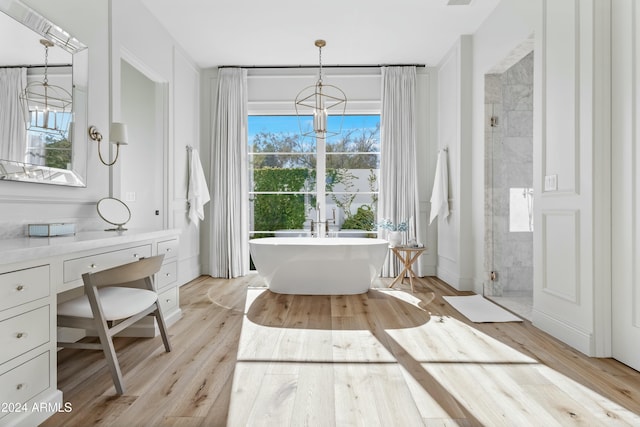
top-left (484, 51), bottom-right (534, 320)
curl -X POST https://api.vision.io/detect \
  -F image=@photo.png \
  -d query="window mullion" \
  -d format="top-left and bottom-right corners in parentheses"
top-left (316, 134), bottom-right (326, 235)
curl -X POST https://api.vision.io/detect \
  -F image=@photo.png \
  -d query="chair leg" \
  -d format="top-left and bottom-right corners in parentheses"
top-left (94, 320), bottom-right (126, 395)
top-left (154, 303), bottom-right (172, 352)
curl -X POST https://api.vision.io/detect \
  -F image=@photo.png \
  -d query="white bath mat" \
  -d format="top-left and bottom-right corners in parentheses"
top-left (443, 294), bottom-right (523, 323)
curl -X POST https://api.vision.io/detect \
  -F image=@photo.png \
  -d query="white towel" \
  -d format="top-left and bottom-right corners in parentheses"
top-left (429, 149), bottom-right (449, 224)
top-left (188, 148), bottom-right (210, 226)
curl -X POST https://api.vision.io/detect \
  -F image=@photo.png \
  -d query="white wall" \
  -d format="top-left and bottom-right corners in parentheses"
top-left (435, 36), bottom-right (473, 290)
top-left (110, 0), bottom-right (202, 284)
top-left (172, 49), bottom-right (202, 281)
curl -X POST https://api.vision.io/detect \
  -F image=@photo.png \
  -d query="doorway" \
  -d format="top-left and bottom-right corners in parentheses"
top-left (119, 59), bottom-right (167, 230)
top-left (484, 49), bottom-right (534, 320)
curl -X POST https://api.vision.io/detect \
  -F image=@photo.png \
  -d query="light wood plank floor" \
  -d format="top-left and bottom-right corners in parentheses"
top-left (43, 274), bottom-right (640, 426)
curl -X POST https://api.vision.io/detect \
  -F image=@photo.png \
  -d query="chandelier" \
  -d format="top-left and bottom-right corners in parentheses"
top-left (295, 39), bottom-right (347, 139)
top-left (20, 39), bottom-right (72, 135)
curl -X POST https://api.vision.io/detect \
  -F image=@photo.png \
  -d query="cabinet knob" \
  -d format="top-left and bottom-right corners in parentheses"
top-left (166, 248), bottom-right (172, 252)
top-left (133, 253), bottom-right (139, 258)
top-left (16, 284), bottom-right (25, 291)
top-left (90, 263), bottom-right (97, 269)
top-left (165, 273), bottom-right (171, 277)
top-left (16, 383), bottom-right (24, 391)
top-left (16, 332), bottom-right (26, 339)
top-left (165, 299), bottom-right (171, 303)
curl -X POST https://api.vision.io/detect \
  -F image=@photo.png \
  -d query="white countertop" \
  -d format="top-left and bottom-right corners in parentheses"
top-left (0, 228), bottom-right (181, 266)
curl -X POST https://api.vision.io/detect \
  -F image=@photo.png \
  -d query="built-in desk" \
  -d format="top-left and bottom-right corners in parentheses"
top-left (0, 229), bottom-right (181, 427)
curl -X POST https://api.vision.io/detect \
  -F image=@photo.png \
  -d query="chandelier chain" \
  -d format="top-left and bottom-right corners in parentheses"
top-left (43, 43), bottom-right (49, 85)
top-left (318, 44), bottom-right (323, 83)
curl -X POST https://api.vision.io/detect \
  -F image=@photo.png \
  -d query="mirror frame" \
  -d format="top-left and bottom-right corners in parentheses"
top-left (0, 0), bottom-right (88, 187)
top-left (97, 197), bottom-right (131, 231)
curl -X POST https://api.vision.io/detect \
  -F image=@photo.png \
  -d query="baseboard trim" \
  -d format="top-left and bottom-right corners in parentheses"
top-left (436, 266), bottom-right (474, 291)
top-left (532, 309), bottom-right (593, 356)
top-left (179, 256), bottom-right (201, 285)
top-left (421, 265), bottom-right (437, 276)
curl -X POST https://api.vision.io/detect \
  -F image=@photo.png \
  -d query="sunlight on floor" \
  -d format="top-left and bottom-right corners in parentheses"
top-left (226, 288), bottom-right (640, 426)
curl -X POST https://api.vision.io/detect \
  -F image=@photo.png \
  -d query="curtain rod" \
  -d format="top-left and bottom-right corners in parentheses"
top-left (0, 64), bottom-right (72, 69)
top-left (218, 64), bottom-right (426, 69)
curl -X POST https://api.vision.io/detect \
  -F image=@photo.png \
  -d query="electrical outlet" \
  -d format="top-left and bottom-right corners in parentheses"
top-left (544, 174), bottom-right (558, 191)
top-left (125, 191), bottom-right (136, 202)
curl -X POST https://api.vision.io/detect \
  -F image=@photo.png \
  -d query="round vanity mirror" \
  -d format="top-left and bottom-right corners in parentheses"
top-left (97, 197), bottom-right (131, 231)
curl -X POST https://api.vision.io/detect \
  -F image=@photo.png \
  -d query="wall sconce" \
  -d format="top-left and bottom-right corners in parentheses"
top-left (88, 123), bottom-right (129, 166)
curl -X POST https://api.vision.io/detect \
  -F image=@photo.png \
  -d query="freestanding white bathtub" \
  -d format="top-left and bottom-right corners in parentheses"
top-left (249, 237), bottom-right (389, 295)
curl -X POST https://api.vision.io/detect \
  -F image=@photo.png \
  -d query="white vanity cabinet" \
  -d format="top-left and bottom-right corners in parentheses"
top-left (156, 238), bottom-right (179, 317)
top-left (0, 229), bottom-right (182, 426)
top-left (56, 234), bottom-right (182, 336)
top-left (0, 262), bottom-right (62, 427)
top-left (62, 244), bottom-right (152, 291)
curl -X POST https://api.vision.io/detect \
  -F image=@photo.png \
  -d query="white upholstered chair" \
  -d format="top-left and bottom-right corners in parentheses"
top-left (57, 254), bottom-right (172, 395)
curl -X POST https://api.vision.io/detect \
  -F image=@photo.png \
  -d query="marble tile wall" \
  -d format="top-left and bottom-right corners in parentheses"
top-left (484, 52), bottom-right (534, 296)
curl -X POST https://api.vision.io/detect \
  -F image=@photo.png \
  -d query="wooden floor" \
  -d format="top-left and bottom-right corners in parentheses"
top-left (43, 274), bottom-right (640, 426)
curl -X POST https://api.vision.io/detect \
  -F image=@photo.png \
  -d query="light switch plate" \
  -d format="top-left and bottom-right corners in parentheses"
top-left (544, 174), bottom-right (558, 191)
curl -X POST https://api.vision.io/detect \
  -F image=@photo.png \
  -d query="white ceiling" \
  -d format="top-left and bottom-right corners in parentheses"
top-left (140, 0), bottom-right (501, 69)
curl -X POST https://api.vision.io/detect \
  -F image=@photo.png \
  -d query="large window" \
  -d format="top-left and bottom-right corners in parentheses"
top-left (248, 114), bottom-right (380, 238)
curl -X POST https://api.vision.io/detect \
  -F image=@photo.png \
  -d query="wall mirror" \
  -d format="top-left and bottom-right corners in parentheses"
top-left (0, 0), bottom-right (88, 186)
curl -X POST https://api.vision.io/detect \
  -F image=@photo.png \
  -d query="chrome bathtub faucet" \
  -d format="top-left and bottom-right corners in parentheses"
top-left (307, 219), bottom-right (332, 237)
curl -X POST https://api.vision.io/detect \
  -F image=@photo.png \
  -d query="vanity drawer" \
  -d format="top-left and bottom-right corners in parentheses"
top-left (156, 261), bottom-right (177, 291)
top-left (0, 265), bottom-right (50, 312)
top-left (0, 306), bottom-right (49, 363)
top-left (0, 351), bottom-right (50, 419)
top-left (157, 238), bottom-right (178, 260)
top-left (63, 244), bottom-right (152, 284)
top-left (158, 286), bottom-right (178, 314)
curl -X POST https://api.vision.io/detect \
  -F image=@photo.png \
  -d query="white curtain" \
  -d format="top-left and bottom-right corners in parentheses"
top-left (0, 68), bottom-right (27, 162)
top-left (210, 68), bottom-right (249, 278)
top-left (379, 66), bottom-right (422, 277)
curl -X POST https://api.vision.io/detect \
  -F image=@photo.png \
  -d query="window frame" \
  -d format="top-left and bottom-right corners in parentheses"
top-left (248, 113), bottom-right (380, 238)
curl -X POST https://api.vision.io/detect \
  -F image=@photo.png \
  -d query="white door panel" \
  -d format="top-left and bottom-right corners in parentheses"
top-left (611, 0), bottom-right (640, 371)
